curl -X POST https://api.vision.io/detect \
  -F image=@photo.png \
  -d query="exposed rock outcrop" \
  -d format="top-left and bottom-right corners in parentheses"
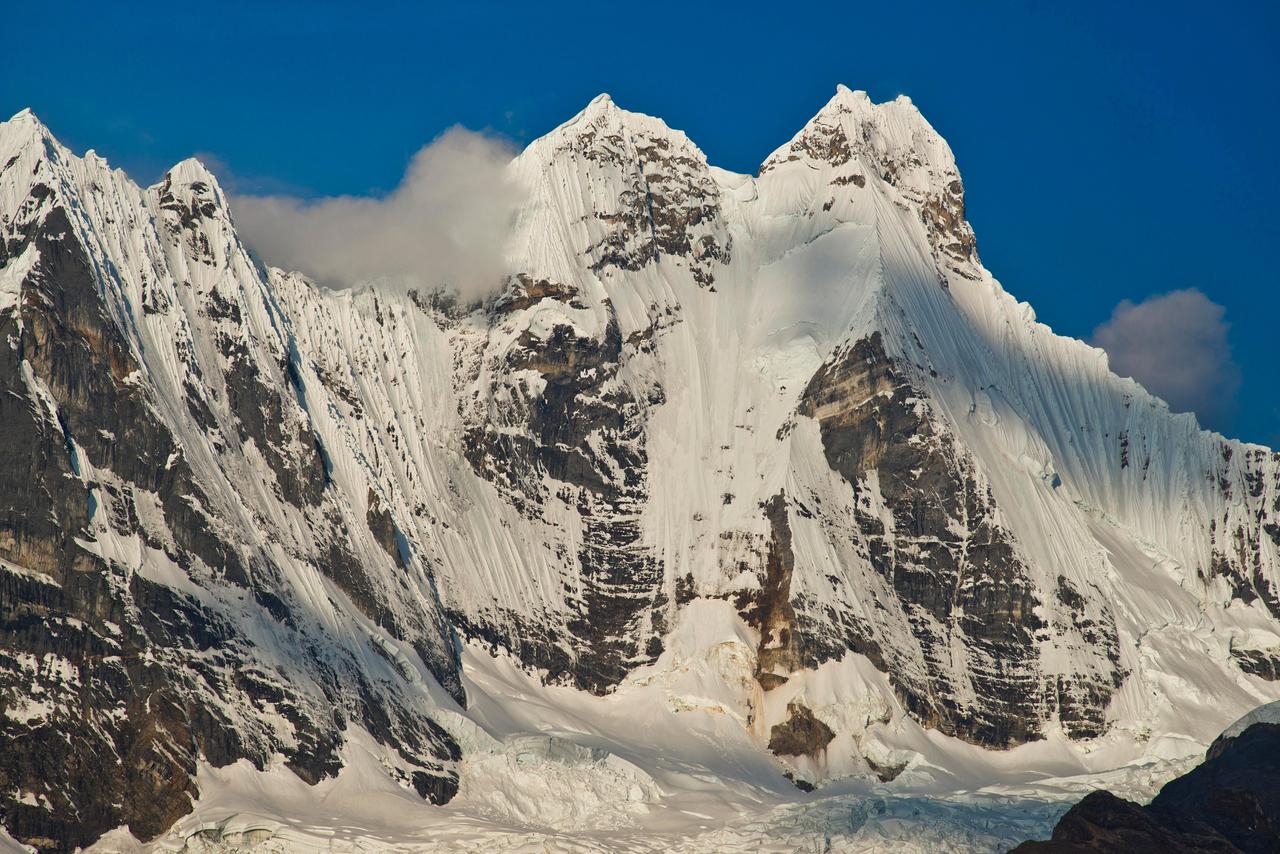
top-left (794, 332), bottom-right (1121, 747)
top-left (1012, 721), bottom-right (1280, 853)
top-left (0, 118), bottom-right (461, 852)
top-left (768, 702), bottom-right (836, 757)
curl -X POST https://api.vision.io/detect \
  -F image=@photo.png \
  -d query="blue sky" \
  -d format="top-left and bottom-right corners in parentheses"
top-left (3, 1), bottom-right (1277, 444)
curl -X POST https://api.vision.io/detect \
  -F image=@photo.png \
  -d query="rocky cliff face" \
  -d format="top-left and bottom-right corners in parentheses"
top-left (792, 331), bottom-right (1122, 746)
top-left (0, 114), bottom-right (461, 851)
top-left (1, 87), bottom-right (1280, 848)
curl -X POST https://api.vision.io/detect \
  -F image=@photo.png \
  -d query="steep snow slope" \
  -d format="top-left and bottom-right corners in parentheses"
top-left (0, 110), bottom-right (463, 849)
top-left (1, 86), bottom-right (1279, 851)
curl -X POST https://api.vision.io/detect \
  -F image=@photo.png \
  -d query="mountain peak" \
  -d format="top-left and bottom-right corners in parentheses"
top-left (810, 85), bottom-right (925, 129)
top-left (529, 90), bottom-right (705, 167)
top-left (164, 156), bottom-right (222, 190)
top-left (762, 87), bottom-right (953, 181)
top-left (756, 86), bottom-right (974, 265)
top-left (150, 156), bottom-right (232, 237)
top-left (0, 107), bottom-right (53, 152)
top-left (553, 90), bottom-right (681, 140)
top-left (830, 84), bottom-right (873, 108)
top-left (6, 107), bottom-right (40, 124)
top-left (547, 91), bottom-right (620, 135)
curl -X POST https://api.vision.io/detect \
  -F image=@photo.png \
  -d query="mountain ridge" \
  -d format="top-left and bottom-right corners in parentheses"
top-left (1, 90), bottom-right (1278, 850)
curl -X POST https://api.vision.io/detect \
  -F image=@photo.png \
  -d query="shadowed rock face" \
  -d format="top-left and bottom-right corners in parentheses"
top-left (0, 171), bottom-right (460, 850)
top-left (0, 205), bottom-right (217, 848)
top-left (1232, 648), bottom-right (1280, 680)
top-left (462, 304), bottom-right (668, 694)
top-left (792, 333), bottom-right (1121, 748)
top-left (1012, 721), bottom-right (1280, 853)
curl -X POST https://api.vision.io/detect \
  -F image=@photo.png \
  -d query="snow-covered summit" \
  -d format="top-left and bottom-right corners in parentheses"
top-left (161, 156), bottom-right (225, 193)
top-left (764, 85), bottom-right (952, 173)
top-left (531, 90), bottom-right (712, 171)
top-left (0, 109), bottom-right (63, 204)
top-left (757, 85), bottom-right (974, 270)
top-left (0, 106), bottom-right (51, 144)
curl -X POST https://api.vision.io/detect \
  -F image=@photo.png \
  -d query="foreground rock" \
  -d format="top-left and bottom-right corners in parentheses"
top-left (1011, 718), bottom-right (1280, 853)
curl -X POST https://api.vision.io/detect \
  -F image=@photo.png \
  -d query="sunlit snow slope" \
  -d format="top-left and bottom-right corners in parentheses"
top-left (1, 88), bottom-right (1279, 851)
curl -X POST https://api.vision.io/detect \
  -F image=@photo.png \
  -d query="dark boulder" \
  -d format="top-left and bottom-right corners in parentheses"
top-left (1011, 721), bottom-right (1280, 853)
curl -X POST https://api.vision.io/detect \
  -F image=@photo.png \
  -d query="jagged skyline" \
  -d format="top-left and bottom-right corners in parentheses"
top-left (3, 1), bottom-right (1277, 442)
top-left (3, 41), bottom-right (1280, 849)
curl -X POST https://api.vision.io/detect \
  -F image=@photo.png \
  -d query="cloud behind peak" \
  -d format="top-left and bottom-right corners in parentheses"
top-left (229, 126), bottom-right (521, 301)
top-left (1091, 288), bottom-right (1240, 432)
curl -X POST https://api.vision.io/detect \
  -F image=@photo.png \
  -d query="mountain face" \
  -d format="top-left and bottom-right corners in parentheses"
top-left (1, 89), bottom-right (1279, 849)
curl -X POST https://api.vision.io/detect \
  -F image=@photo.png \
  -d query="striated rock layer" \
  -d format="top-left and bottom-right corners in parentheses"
top-left (1, 86), bottom-right (1279, 847)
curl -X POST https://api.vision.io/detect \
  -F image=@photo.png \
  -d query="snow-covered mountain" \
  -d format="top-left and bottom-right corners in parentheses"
top-left (1, 88), bottom-right (1279, 851)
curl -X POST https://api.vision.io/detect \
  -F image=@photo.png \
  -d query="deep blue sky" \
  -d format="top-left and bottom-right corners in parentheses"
top-left (4, 1), bottom-right (1277, 444)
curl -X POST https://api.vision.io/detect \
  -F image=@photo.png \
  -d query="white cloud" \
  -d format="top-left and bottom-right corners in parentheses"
top-left (1091, 288), bottom-right (1240, 429)
top-left (229, 127), bottom-right (521, 302)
